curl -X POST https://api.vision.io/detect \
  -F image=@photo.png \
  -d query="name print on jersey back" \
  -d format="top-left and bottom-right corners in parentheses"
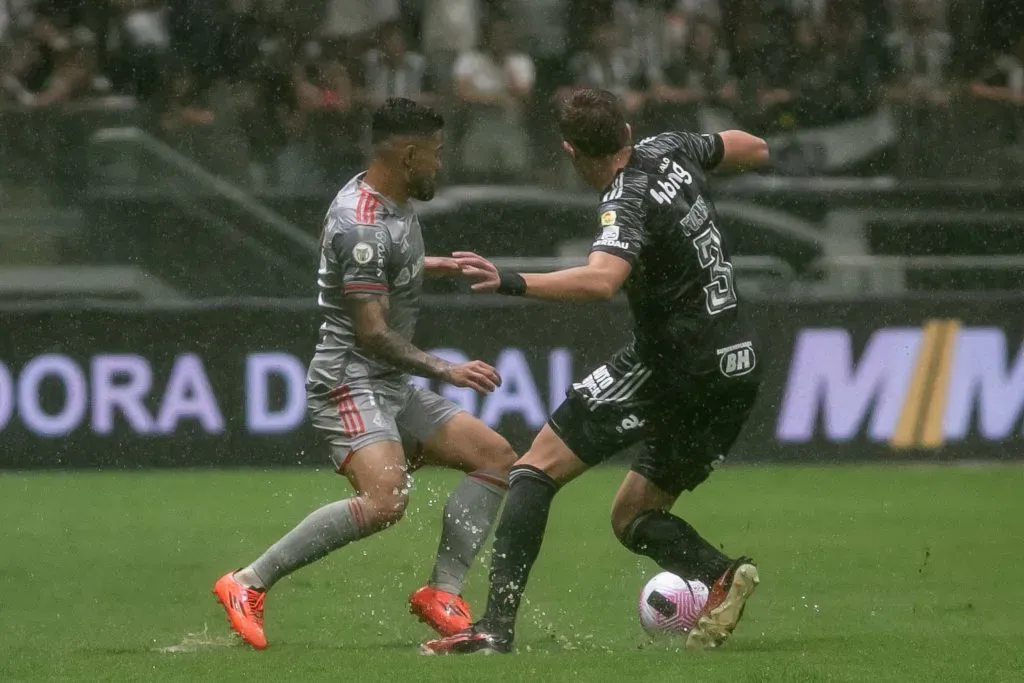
top-left (658, 165), bottom-right (737, 316)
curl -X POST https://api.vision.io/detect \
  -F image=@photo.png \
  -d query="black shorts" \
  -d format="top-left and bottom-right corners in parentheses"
top-left (548, 341), bottom-right (760, 497)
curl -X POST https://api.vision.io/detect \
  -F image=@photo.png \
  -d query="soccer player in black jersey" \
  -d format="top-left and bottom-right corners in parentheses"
top-left (421, 87), bottom-right (771, 655)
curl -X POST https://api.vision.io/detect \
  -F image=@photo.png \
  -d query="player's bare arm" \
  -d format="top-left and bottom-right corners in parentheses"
top-left (348, 292), bottom-right (502, 392)
top-left (454, 251), bottom-right (631, 302)
top-left (715, 130), bottom-right (770, 173)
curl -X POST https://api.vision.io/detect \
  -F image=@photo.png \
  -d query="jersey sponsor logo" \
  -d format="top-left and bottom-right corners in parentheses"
top-left (616, 413), bottom-right (646, 433)
top-left (717, 341), bottom-right (756, 378)
top-left (777, 321), bottom-right (1024, 449)
top-left (679, 196), bottom-right (710, 236)
top-left (352, 242), bottom-right (374, 264)
top-left (594, 239), bottom-right (631, 250)
top-left (576, 365), bottom-right (615, 398)
top-left (374, 230), bottom-right (388, 278)
top-left (658, 157), bottom-right (671, 173)
top-left (649, 161), bottom-right (693, 205)
top-left (601, 210), bottom-right (617, 226)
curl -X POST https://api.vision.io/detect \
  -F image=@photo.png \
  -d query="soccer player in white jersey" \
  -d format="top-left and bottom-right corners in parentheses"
top-left (213, 98), bottom-right (516, 649)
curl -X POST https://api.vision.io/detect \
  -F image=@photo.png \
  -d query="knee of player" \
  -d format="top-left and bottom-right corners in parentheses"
top-left (365, 491), bottom-right (410, 529)
top-left (487, 436), bottom-right (517, 475)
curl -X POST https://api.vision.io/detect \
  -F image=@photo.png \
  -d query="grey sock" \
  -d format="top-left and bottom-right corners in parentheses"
top-left (240, 497), bottom-right (372, 590)
top-left (429, 472), bottom-right (506, 594)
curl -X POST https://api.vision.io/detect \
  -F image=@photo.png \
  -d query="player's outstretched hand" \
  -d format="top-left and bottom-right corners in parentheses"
top-left (445, 360), bottom-right (502, 393)
top-left (423, 256), bottom-right (461, 277)
top-left (452, 251), bottom-right (500, 293)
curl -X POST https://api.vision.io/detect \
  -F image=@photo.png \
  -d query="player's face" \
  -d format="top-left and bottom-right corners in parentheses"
top-left (405, 131), bottom-right (443, 201)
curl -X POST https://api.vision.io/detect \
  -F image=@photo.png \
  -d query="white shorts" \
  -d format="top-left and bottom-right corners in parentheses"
top-left (307, 378), bottom-right (462, 471)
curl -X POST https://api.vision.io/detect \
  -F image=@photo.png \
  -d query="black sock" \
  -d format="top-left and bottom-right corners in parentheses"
top-left (621, 509), bottom-right (733, 586)
top-left (479, 465), bottom-right (558, 640)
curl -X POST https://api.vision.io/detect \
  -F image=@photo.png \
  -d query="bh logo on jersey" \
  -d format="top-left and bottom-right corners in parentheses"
top-left (717, 342), bottom-right (756, 378)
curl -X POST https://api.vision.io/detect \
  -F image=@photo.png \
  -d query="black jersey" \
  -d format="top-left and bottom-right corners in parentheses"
top-left (590, 131), bottom-right (759, 379)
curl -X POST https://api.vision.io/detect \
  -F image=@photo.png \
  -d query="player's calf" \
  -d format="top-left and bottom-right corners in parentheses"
top-left (214, 444), bottom-right (412, 647)
top-left (410, 412), bottom-right (513, 635)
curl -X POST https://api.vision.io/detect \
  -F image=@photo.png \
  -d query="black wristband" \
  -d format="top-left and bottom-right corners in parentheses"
top-left (495, 269), bottom-right (527, 296)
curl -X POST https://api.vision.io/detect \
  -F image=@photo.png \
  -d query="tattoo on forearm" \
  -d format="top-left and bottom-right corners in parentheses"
top-left (365, 327), bottom-right (453, 379)
top-left (348, 293), bottom-right (452, 380)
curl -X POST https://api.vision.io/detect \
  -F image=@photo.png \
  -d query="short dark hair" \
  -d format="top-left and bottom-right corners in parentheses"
top-left (371, 98), bottom-right (444, 145)
top-left (557, 87), bottom-right (628, 158)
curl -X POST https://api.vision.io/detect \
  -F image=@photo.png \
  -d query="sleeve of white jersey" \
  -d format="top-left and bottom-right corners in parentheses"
top-left (330, 218), bottom-right (394, 296)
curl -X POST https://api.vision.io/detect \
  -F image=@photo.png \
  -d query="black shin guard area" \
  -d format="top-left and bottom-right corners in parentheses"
top-left (480, 465), bottom-right (558, 639)
top-left (621, 509), bottom-right (733, 586)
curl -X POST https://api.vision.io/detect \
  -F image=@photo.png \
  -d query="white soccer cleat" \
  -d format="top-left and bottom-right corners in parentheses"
top-left (685, 559), bottom-right (759, 651)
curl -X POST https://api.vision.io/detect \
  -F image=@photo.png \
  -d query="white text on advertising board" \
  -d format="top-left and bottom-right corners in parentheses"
top-left (777, 321), bottom-right (1024, 448)
top-left (0, 349), bottom-right (572, 438)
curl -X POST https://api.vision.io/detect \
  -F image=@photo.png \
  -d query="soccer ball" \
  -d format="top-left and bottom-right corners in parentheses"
top-left (638, 572), bottom-right (709, 635)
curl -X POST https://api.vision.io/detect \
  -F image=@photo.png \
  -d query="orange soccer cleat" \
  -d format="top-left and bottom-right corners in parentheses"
top-left (213, 571), bottom-right (268, 650)
top-left (408, 586), bottom-right (473, 636)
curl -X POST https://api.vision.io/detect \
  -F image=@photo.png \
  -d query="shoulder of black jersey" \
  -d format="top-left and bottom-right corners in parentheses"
top-left (641, 130), bottom-right (723, 170)
top-left (600, 165), bottom-right (648, 206)
top-left (630, 131), bottom-right (679, 157)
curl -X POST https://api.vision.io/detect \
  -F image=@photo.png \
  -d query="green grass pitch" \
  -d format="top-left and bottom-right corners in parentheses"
top-left (1, 464), bottom-right (1022, 682)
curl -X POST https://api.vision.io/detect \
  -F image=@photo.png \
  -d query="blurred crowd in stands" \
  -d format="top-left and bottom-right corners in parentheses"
top-left (2, 0), bottom-right (1024, 192)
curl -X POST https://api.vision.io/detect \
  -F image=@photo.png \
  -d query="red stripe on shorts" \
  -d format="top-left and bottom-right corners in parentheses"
top-left (327, 386), bottom-right (353, 434)
top-left (332, 385), bottom-right (366, 437)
